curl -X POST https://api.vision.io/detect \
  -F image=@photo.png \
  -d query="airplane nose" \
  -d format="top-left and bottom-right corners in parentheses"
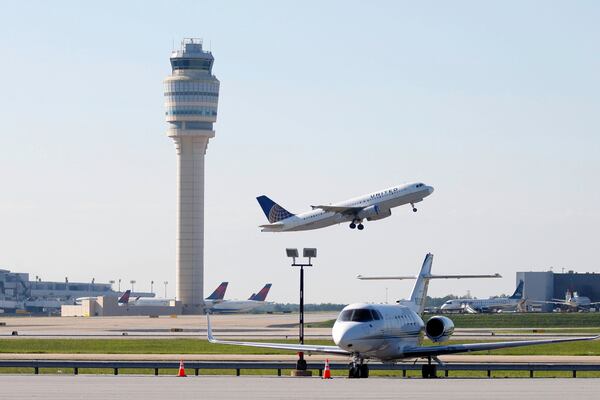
top-left (427, 186), bottom-right (434, 195)
top-left (334, 324), bottom-right (365, 350)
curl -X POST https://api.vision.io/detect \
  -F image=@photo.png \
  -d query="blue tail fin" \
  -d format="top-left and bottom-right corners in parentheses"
top-left (510, 280), bottom-right (524, 299)
top-left (256, 196), bottom-right (295, 223)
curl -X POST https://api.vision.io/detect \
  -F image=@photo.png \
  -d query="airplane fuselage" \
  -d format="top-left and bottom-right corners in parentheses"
top-left (262, 182), bottom-right (433, 232)
top-left (332, 303), bottom-right (426, 361)
top-left (440, 298), bottom-right (520, 312)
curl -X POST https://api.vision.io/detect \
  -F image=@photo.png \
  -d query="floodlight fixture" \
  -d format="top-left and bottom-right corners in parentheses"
top-left (286, 248), bottom-right (299, 258)
top-left (303, 248), bottom-right (317, 259)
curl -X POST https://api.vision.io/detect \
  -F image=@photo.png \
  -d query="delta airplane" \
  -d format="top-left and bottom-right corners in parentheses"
top-left (209, 284), bottom-right (272, 313)
top-left (75, 290), bottom-right (131, 305)
top-left (257, 182), bottom-right (434, 231)
top-left (134, 282), bottom-right (229, 307)
top-left (207, 254), bottom-right (599, 379)
top-left (440, 281), bottom-right (526, 313)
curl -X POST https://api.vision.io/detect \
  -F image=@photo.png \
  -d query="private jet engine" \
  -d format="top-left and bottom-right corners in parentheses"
top-left (425, 316), bottom-right (455, 342)
top-left (357, 205), bottom-right (392, 221)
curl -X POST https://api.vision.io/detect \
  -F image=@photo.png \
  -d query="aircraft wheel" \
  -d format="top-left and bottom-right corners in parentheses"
top-left (412, 207), bottom-right (418, 212)
top-left (359, 364), bottom-right (369, 378)
top-left (421, 364), bottom-right (437, 379)
top-left (348, 363), bottom-right (359, 379)
top-left (349, 223), bottom-right (356, 229)
top-left (357, 224), bottom-right (364, 230)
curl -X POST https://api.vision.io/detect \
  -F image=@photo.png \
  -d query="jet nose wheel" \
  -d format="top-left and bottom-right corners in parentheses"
top-left (349, 223), bottom-right (356, 229)
top-left (357, 224), bottom-right (364, 230)
top-left (411, 203), bottom-right (418, 212)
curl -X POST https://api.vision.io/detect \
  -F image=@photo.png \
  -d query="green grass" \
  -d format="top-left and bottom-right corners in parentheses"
top-left (1, 337), bottom-right (600, 356)
top-left (308, 313), bottom-right (600, 329)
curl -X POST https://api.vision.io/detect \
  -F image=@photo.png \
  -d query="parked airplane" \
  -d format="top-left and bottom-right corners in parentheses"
top-left (208, 283), bottom-right (272, 313)
top-left (533, 290), bottom-right (600, 311)
top-left (257, 182), bottom-right (434, 231)
top-left (439, 281), bottom-right (525, 313)
top-left (207, 254), bottom-right (598, 378)
top-left (134, 282), bottom-right (229, 307)
top-left (75, 290), bottom-right (131, 305)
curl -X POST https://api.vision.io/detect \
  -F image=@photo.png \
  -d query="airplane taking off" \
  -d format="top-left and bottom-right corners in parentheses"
top-left (207, 254), bottom-right (599, 378)
top-left (440, 281), bottom-right (526, 313)
top-left (257, 182), bottom-right (434, 231)
top-left (209, 283), bottom-right (272, 313)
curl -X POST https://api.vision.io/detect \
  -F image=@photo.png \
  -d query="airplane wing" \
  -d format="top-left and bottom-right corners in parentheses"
top-left (401, 335), bottom-right (599, 359)
top-left (206, 315), bottom-right (349, 356)
top-left (310, 205), bottom-right (363, 215)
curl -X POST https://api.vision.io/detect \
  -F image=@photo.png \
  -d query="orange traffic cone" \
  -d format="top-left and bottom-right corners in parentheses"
top-left (177, 360), bottom-right (187, 377)
top-left (322, 359), bottom-right (332, 379)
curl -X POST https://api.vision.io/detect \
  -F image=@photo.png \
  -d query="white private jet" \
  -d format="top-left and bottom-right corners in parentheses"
top-left (208, 283), bottom-right (272, 313)
top-left (440, 281), bottom-right (526, 313)
top-left (257, 182), bottom-right (434, 231)
top-left (207, 254), bottom-right (599, 379)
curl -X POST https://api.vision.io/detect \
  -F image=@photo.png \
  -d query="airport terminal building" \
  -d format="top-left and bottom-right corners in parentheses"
top-left (517, 270), bottom-right (600, 311)
top-left (0, 268), bottom-right (117, 314)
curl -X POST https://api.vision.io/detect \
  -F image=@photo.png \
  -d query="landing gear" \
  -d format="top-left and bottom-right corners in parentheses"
top-left (348, 359), bottom-right (369, 379)
top-left (349, 219), bottom-right (364, 230)
top-left (411, 203), bottom-right (418, 212)
top-left (421, 356), bottom-right (437, 379)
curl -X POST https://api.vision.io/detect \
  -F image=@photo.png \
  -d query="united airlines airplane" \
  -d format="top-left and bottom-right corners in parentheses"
top-left (207, 254), bottom-right (599, 379)
top-left (257, 182), bottom-right (434, 231)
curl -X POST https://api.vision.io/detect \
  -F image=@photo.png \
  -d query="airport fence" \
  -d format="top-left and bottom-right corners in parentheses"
top-left (1, 360), bottom-right (600, 378)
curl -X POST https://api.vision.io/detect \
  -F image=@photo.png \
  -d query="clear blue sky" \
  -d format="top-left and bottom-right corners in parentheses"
top-left (1, 1), bottom-right (599, 302)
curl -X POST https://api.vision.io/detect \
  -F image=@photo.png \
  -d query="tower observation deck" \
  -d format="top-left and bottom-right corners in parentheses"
top-left (164, 38), bottom-right (220, 313)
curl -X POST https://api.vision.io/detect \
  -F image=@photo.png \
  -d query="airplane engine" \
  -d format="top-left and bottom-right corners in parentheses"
top-left (425, 316), bottom-right (454, 342)
top-left (357, 205), bottom-right (392, 221)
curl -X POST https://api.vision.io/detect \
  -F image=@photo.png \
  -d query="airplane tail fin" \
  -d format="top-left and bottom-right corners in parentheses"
top-left (252, 284), bottom-right (272, 302)
top-left (510, 280), bottom-right (524, 299)
top-left (256, 196), bottom-right (295, 223)
top-left (206, 282), bottom-right (228, 300)
top-left (118, 290), bottom-right (131, 305)
top-left (408, 253), bottom-right (434, 315)
top-left (248, 293), bottom-right (256, 301)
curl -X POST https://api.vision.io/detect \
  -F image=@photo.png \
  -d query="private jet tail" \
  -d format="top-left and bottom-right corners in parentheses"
top-left (408, 253), bottom-right (434, 315)
top-left (256, 196), bottom-right (295, 223)
top-left (250, 283), bottom-right (272, 302)
top-left (509, 280), bottom-right (524, 300)
top-left (206, 282), bottom-right (229, 301)
top-left (118, 290), bottom-right (131, 305)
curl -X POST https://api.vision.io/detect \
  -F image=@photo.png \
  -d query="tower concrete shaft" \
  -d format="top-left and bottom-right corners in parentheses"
top-left (164, 38), bottom-right (219, 313)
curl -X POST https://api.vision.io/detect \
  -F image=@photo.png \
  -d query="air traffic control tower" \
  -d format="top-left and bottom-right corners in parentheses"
top-left (164, 38), bottom-right (220, 313)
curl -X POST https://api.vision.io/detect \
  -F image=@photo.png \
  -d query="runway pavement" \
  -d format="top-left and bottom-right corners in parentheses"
top-left (0, 314), bottom-right (592, 340)
top-left (1, 375), bottom-right (600, 400)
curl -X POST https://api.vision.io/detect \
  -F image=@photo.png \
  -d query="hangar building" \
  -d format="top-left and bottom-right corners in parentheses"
top-left (517, 270), bottom-right (600, 311)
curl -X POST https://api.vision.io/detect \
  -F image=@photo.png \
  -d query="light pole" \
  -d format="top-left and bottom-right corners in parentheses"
top-left (286, 247), bottom-right (317, 372)
top-left (150, 280), bottom-right (154, 294)
top-left (118, 279), bottom-right (121, 292)
top-left (109, 280), bottom-right (115, 291)
top-left (130, 280), bottom-right (136, 293)
top-left (164, 281), bottom-right (168, 299)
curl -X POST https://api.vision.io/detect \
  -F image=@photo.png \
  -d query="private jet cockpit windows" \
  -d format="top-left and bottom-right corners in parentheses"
top-left (337, 309), bottom-right (381, 322)
top-left (415, 183), bottom-right (424, 188)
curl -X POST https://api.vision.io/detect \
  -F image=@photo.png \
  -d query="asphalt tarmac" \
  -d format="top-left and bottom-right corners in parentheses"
top-left (2, 375), bottom-right (600, 400)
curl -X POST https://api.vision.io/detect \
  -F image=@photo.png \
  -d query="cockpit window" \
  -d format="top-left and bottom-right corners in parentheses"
top-left (416, 183), bottom-right (423, 188)
top-left (338, 309), bottom-right (376, 322)
top-left (371, 310), bottom-right (382, 320)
